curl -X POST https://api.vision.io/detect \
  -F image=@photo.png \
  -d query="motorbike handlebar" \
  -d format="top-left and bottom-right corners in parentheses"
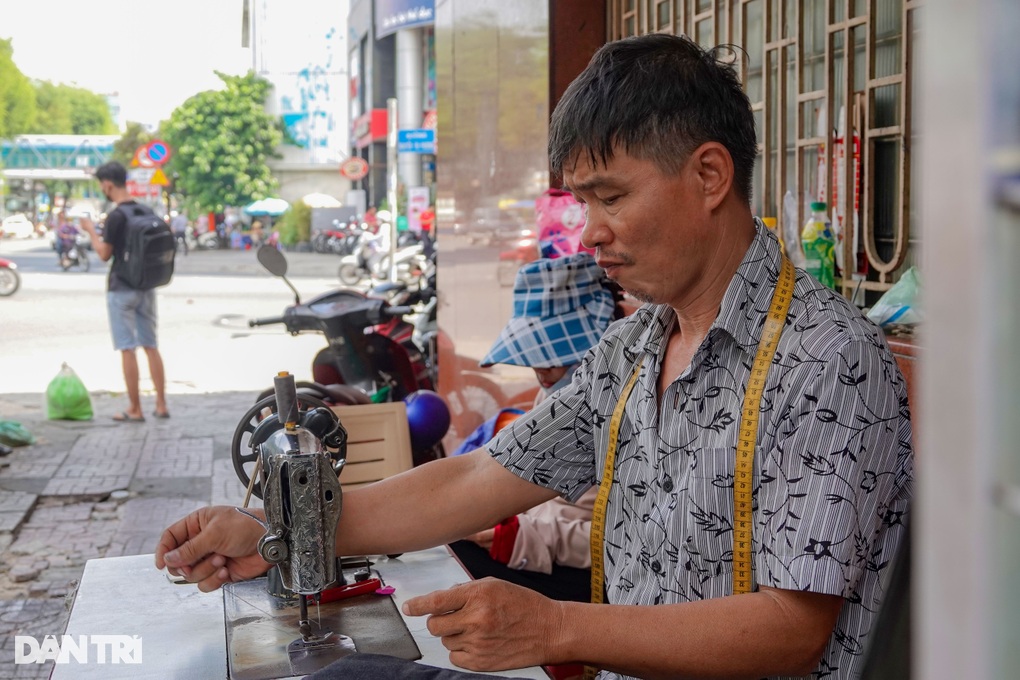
top-left (249, 316), bottom-right (286, 328)
top-left (384, 306), bottom-right (414, 318)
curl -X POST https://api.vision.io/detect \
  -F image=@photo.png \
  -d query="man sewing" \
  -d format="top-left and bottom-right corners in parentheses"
top-left (156, 33), bottom-right (912, 679)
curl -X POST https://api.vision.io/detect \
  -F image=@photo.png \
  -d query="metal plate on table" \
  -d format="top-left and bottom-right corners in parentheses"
top-left (224, 570), bottom-right (421, 680)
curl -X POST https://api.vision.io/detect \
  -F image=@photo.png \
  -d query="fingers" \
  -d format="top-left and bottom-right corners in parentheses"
top-left (426, 611), bottom-right (467, 638)
top-left (154, 514), bottom-right (198, 569)
top-left (402, 582), bottom-right (472, 617)
top-left (161, 531), bottom-right (213, 571)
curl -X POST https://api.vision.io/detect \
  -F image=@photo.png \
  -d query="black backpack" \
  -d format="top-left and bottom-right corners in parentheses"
top-left (113, 203), bottom-right (176, 289)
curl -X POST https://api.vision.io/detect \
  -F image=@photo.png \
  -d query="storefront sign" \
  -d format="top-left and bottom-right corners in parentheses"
top-left (340, 157), bottom-right (370, 181)
top-left (375, 0), bottom-right (434, 39)
top-left (397, 129), bottom-right (435, 154)
top-left (352, 109), bottom-right (389, 149)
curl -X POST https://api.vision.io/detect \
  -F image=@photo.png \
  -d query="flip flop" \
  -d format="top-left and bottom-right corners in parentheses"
top-left (112, 412), bottom-right (145, 423)
top-left (153, 411), bottom-right (171, 419)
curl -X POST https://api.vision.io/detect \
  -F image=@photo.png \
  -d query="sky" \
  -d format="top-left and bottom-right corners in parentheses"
top-left (1, 0), bottom-right (253, 128)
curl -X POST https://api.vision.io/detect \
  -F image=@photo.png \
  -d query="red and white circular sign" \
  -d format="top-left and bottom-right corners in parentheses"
top-left (340, 157), bottom-right (370, 181)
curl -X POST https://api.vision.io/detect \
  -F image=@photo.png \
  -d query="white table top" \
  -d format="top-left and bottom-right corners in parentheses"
top-left (53, 548), bottom-right (547, 679)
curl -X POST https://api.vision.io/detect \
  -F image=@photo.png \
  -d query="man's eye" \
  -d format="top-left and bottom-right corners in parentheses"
top-left (600, 195), bottom-right (619, 206)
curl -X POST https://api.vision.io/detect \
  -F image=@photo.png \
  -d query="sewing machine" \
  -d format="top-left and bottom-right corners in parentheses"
top-left (215, 372), bottom-right (423, 679)
top-left (52, 373), bottom-right (544, 679)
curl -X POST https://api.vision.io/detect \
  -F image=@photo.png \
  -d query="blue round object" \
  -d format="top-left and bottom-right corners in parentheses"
top-left (404, 390), bottom-right (451, 452)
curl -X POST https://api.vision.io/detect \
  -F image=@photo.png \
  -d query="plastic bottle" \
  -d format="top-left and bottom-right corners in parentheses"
top-left (801, 201), bottom-right (835, 288)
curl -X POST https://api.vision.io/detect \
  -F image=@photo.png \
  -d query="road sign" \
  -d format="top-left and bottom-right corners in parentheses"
top-left (340, 156), bottom-right (370, 181)
top-left (150, 168), bottom-right (170, 186)
top-left (145, 140), bottom-right (172, 166)
top-left (397, 129), bottom-right (435, 154)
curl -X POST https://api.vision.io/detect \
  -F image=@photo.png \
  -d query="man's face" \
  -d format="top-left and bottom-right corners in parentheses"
top-left (564, 148), bottom-right (715, 307)
top-left (98, 179), bottom-right (113, 202)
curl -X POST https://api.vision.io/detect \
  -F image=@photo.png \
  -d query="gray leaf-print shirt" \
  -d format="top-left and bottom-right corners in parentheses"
top-left (488, 221), bottom-right (913, 680)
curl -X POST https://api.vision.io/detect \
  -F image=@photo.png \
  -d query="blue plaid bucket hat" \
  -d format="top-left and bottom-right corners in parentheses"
top-left (480, 253), bottom-right (615, 368)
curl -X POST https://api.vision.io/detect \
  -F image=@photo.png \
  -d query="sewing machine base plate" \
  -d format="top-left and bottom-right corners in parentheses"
top-left (224, 569), bottom-right (421, 680)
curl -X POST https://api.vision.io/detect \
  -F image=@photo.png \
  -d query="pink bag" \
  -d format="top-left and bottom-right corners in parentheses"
top-left (535, 189), bottom-right (592, 258)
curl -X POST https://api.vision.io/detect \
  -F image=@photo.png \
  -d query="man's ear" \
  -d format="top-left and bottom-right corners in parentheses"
top-left (690, 142), bottom-right (734, 211)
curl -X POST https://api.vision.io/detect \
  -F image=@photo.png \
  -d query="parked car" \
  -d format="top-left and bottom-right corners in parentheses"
top-left (1, 214), bottom-right (36, 239)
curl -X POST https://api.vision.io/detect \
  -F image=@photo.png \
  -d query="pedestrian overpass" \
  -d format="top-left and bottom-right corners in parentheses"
top-left (0, 135), bottom-right (118, 182)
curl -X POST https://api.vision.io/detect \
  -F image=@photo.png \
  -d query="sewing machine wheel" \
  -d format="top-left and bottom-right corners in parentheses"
top-left (231, 393), bottom-right (332, 501)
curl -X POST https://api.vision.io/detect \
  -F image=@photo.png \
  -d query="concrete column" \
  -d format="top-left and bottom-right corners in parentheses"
top-left (396, 27), bottom-right (423, 190)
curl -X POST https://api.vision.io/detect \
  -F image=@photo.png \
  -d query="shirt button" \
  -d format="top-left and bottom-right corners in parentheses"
top-left (651, 560), bottom-right (662, 573)
top-left (662, 478), bottom-right (674, 492)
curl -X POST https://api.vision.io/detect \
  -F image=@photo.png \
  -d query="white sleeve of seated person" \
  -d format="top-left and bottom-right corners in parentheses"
top-left (509, 487), bottom-right (596, 573)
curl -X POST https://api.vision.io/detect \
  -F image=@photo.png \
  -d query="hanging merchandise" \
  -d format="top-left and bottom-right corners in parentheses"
top-left (867, 266), bottom-right (922, 328)
top-left (802, 201), bottom-right (836, 288)
top-left (782, 191), bottom-right (807, 268)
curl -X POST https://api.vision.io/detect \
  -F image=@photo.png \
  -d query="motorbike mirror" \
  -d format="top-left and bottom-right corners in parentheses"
top-left (257, 245), bottom-right (301, 305)
top-left (257, 245), bottom-right (288, 277)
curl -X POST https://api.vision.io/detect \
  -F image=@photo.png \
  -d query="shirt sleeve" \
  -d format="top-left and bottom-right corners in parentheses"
top-left (102, 208), bottom-right (125, 248)
top-left (509, 488), bottom-right (596, 573)
top-left (754, 338), bottom-right (913, 598)
top-left (487, 349), bottom-right (600, 503)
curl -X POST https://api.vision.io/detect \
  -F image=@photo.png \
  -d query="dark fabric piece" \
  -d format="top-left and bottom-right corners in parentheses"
top-left (448, 540), bottom-right (591, 603)
top-left (100, 200), bottom-right (138, 292)
top-left (305, 653), bottom-right (528, 680)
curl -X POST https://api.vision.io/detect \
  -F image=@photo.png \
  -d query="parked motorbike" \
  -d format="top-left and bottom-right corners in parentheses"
top-left (195, 229), bottom-right (221, 250)
top-left (0, 258), bottom-right (20, 297)
top-left (59, 244), bottom-right (90, 272)
top-left (235, 246), bottom-right (445, 477)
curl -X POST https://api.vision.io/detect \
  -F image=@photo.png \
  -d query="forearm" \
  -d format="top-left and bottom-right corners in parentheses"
top-left (335, 449), bottom-right (557, 557)
top-left (551, 587), bottom-right (842, 679)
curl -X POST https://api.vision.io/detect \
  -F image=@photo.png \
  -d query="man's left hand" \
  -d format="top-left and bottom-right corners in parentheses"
top-left (402, 578), bottom-right (563, 671)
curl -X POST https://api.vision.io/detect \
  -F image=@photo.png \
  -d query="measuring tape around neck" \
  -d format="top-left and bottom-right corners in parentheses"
top-left (583, 254), bottom-right (794, 679)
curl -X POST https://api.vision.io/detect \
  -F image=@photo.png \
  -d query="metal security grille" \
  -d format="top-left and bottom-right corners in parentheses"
top-left (606, 0), bottom-right (922, 299)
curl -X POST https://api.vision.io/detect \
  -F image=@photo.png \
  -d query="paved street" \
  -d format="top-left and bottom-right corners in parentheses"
top-left (0, 239), bottom-right (356, 678)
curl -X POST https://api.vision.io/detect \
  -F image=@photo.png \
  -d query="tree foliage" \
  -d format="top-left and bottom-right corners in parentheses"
top-left (276, 199), bottom-right (311, 246)
top-left (29, 81), bottom-right (116, 135)
top-left (112, 122), bottom-right (153, 166)
top-left (0, 38), bottom-right (37, 139)
top-left (163, 72), bottom-right (282, 214)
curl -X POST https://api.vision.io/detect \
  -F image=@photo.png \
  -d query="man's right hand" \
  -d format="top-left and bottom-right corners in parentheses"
top-left (155, 505), bottom-right (271, 592)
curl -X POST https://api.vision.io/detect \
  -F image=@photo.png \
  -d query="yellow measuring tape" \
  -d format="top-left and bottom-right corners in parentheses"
top-left (732, 254), bottom-right (794, 594)
top-left (584, 255), bottom-right (794, 678)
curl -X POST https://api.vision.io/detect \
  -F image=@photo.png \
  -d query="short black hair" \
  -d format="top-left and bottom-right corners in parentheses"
top-left (94, 161), bottom-right (127, 187)
top-left (549, 34), bottom-right (757, 202)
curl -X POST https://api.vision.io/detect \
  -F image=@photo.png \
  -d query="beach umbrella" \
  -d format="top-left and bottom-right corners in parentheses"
top-left (244, 197), bottom-right (290, 216)
top-left (301, 193), bottom-right (342, 208)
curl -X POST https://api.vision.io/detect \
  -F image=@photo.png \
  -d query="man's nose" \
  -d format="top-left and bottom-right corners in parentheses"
top-left (580, 207), bottom-right (608, 251)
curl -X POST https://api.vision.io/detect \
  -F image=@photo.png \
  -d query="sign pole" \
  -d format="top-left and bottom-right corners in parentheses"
top-left (386, 97), bottom-right (399, 283)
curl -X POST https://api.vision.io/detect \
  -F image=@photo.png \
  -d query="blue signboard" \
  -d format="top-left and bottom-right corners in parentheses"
top-left (375, 0), bottom-right (435, 39)
top-left (397, 128), bottom-right (435, 153)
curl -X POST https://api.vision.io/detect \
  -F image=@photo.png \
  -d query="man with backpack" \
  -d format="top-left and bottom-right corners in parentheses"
top-left (80, 161), bottom-right (175, 422)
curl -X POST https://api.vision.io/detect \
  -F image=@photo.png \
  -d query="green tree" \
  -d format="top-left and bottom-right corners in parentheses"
top-left (29, 81), bottom-right (116, 135)
top-left (0, 38), bottom-right (37, 138)
top-left (112, 121), bottom-right (153, 166)
top-left (163, 71), bottom-right (282, 214)
top-left (275, 200), bottom-right (311, 246)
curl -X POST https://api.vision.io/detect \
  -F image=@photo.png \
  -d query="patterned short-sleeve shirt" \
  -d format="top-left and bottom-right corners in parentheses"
top-left (488, 221), bottom-right (913, 680)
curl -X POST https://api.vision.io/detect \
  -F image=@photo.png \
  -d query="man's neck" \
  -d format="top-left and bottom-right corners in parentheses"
top-left (108, 188), bottom-right (132, 205)
top-left (669, 207), bottom-right (756, 344)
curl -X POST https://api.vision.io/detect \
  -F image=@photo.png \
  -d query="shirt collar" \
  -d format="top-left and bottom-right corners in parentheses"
top-left (631, 218), bottom-right (785, 357)
top-left (712, 217), bottom-right (786, 353)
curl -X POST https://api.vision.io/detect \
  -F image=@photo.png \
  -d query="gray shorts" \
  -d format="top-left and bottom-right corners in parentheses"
top-left (107, 289), bottom-right (158, 351)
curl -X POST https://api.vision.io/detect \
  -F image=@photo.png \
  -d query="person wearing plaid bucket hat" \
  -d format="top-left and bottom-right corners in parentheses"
top-left (448, 253), bottom-right (619, 604)
top-left (480, 252), bottom-right (616, 389)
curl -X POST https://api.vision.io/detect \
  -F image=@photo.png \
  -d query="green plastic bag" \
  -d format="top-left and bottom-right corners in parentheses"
top-left (46, 363), bottom-right (94, 421)
top-left (0, 421), bottom-right (35, 447)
